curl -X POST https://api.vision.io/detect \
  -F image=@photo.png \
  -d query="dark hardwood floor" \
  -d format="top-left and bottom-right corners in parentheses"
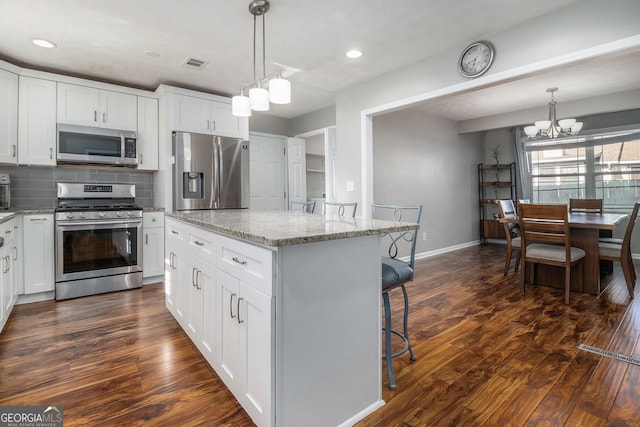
top-left (1, 243), bottom-right (638, 426)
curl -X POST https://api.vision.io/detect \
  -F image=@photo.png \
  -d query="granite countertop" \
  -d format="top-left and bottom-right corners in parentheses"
top-left (0, 209), bottom-right (56, 224)
top-left (166, 210), bottom-right (419, 246)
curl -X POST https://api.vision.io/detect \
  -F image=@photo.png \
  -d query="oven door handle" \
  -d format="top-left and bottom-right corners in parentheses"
top-left (57, 219), bottom-right (142, 227)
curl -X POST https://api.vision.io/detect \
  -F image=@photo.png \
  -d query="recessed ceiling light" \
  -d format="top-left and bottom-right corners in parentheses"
top-left (32, 39), bottom-right (57, 49)
top-left (144, 50), bottom-right (160, 58)
top-left (346, 49), bottom-right (363, 59)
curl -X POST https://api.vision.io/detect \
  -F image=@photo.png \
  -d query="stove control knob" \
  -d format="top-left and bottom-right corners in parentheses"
top-left (127, 212), bottom-right (134, 217)
top-left (98, 212), bottom-right (106, 218)
top-left (116, 211), bottom-right (123, 217)
top-left (66, 213), bottom-right (74, 219)
top-left (79, 213), bottom-right (86, 219)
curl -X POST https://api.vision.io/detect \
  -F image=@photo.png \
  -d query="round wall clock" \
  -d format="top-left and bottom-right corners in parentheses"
top-left (458, 41), bottom-right (494, 78)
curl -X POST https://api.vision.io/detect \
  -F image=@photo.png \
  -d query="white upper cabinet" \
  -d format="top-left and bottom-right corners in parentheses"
top-left (57, 83), bottom-right (137, 131)
top-left (18, 76), bottom-right (57, 166)
top-left (172, 93), bottom-right (248, 139)
top-left (137, 96), bottom-right (159, 171)
top-left (0, 69), bottom-right (18, 165)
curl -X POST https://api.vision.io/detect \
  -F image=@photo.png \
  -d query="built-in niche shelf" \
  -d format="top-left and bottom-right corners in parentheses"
top-left (306, 152), bottom-right (325, 174)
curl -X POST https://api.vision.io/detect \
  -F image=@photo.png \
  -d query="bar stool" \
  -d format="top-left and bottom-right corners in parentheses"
top-left (371, 203), bottom-right (422, 390)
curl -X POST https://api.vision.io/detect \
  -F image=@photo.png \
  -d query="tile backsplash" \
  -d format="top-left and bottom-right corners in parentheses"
top-left (0, 165), bottom-right (155, 209)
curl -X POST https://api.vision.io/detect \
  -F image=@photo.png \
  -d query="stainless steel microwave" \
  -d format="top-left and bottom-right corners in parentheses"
top-left (57, 124), bottom-right (138, 166)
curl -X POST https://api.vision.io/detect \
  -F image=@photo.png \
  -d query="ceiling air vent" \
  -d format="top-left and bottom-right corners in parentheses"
top-left (182, 57), bottom-right (208, 70)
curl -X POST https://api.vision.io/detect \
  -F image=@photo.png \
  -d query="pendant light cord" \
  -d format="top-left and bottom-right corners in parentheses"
top-left (253, 14), bottom-right (257, 81)
top-left (262, 13), bottom-right (266, 79)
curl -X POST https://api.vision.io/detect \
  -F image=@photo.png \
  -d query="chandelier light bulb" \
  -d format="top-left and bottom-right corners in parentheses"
top-left (524, 126), bottom-right (538, 137)
top-left (558, 119), bottom-right (576, 130)
top-left (571, 122), bottom-right (584, 133)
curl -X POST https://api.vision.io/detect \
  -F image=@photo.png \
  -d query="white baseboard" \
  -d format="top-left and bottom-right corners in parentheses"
top-left (414, 240), bottom-right (481, 260)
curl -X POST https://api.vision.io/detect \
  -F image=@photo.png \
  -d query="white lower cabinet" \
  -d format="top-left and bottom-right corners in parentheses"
top-left (0, 218), bottom-right (17, 333)
top-left (165, 219), bottom-right (186, 323)
top-left (186, 255), bottom-right (216, 364)
top-left (216, 268), bottom-right (272, 426)
top-left (165, 217), bottom-right (273, 426)
top-left (143, 212), bottom-right (164, 279)
top-left (22, 214), bottom-right (55, 294)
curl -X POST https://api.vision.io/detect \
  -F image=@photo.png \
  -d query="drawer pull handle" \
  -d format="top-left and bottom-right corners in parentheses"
top-left (230, 293), bottom-right (237, 319)
top-left (171, 230), bottom-right (179, 235)
top-left (195, 270), bottom-right (202, 290)
top-left (30, 218), bottom-right (47, 221)
top-left (194, 240), bottom-right (204, 246)
top-left (232, 257), bottom-right (247, 266)
top-left (237, 297), bottom-right (244, 324)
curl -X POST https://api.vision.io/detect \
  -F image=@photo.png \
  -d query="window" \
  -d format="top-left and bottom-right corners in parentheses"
top-left (521, 126), bottom-right (640, 212)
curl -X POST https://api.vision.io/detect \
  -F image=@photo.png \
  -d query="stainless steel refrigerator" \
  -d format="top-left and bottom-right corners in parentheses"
top-left (173, 131), bottom-right (250, 210)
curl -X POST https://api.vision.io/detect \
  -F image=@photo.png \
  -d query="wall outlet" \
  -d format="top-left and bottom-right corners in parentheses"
top-left (422, 232), bottom-right (427, 240)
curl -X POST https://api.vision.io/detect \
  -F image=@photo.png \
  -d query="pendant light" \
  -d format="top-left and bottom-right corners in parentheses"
top-left (232, 0), bottom-right (291, 117)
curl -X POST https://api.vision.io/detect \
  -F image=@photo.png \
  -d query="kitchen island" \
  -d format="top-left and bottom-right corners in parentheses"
top-left (164, 210), bottom-right (418, 427)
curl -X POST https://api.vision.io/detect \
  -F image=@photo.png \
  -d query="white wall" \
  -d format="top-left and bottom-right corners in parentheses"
top-left (373, 109), bottom-right (484, 252)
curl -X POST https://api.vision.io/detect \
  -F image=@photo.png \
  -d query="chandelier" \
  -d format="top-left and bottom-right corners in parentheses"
top-left (524, 87), bottom-right (583, 139)
top-left (232, 0), bottom-right (291, 117)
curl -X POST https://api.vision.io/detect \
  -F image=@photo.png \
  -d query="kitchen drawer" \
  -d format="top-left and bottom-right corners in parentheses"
top-left (187, 227), bottom-right (215, 258)
top-left (217, 235), bottom-right (273, 296)
top-left (143, 211), bottom-right (164, 228)
top-left (166, 218), bottom-right (187, 244)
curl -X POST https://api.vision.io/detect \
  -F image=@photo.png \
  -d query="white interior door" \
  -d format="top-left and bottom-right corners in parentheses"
top-left (324, 127), bottom-right (337, 202)
top-left (249, 133), bottom-right (286, 211)
top-left (287, 137), bottom-right (307, 207)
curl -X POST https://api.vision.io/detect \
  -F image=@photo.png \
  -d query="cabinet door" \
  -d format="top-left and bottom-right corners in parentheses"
top-left (57, 83), bottom-right (100, 126)
top-left (191, 259), bottom-right (216, 366)
top-left (18, 77), bottom-right (57, 166)
top-left (165, 246), bottom-right (185, 323)
top-left (216, 269), bottom-right (241, 391)
top-left (238, 281), bottom-right (272, 426)
top-left (173, 94), bottom-right (211, 134)
top-left (0, 69), bottom-right (18, 165)
top-left (143, 226), bottom-right (165, 278)
top-left (137, 97), bottom-right (159, 170)
top-left (212, 101), bottom-right (247, 139)
top-left (0, 246), bottom-right (6, 332)
top-left (99, 90), bottom-right (137, 131)
top-left (185, 260), bottom-right (203, 344)
top-left (10, 240), bottom-right (18, 308)
top-left (22, 215), bottom-right (55, 294)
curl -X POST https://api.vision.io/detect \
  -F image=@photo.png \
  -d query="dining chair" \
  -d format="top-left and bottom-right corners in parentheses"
top-left (323, 201), bottom-right (357, 217)
top-left (371, 203), bottom-right (422, 390)
top-left (569, 198), bottom-right (603, 214)
top-left (290, 200), bottom-right (316, 213)
top-left (598, 202), bottom-right (639, 299)
top-left (497, 200), bottom-right (521, 276)
top-left (519, 203), bottom-right (586, 304)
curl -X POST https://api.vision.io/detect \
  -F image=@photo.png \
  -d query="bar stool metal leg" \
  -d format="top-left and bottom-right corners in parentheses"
top-left (382, 284), bottom-right (416, 390)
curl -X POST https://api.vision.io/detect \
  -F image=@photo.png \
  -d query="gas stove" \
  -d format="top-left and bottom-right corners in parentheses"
top-left (55, 183), bottom-right (142, 221)
top-left (54, 182), bottom-right (143, 300)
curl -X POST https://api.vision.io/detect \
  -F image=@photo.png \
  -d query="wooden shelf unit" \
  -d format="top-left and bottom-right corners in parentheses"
top-left (478, 162), bottom-right (517, 244)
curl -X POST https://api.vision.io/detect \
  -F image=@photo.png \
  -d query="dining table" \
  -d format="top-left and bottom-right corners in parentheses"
top-left (502, 212), bottom-right (629, 295)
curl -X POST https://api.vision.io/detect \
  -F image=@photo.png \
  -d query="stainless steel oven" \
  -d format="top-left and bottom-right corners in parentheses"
top-left (55, 183), bottom-right (143, 300)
